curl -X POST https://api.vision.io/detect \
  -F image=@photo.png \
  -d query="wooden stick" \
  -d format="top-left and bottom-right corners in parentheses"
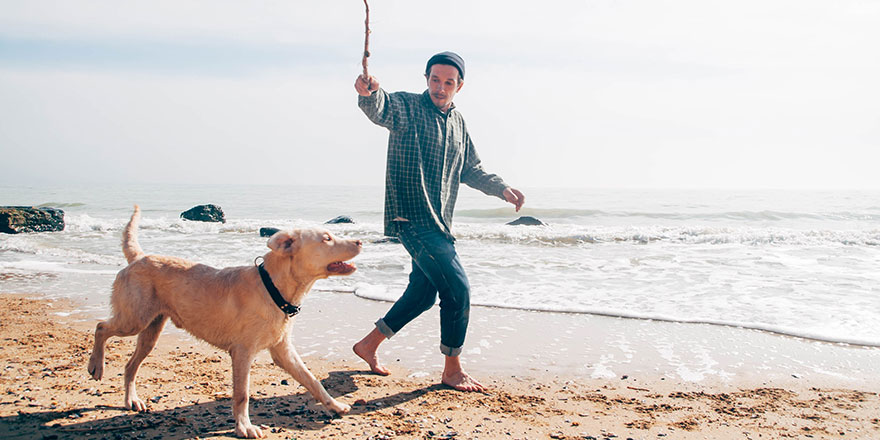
top-left (627, 386), bottom-right (651, 392)
top-left (362, 0), bottom-right (371, 77)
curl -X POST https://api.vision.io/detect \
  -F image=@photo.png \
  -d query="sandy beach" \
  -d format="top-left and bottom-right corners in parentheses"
top-left (1, 292), bottom-right (879, 440)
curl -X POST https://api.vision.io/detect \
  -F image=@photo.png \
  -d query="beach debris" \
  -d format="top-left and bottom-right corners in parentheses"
top-left (0, 206), bottom-right (65, 234)
top-left (326, 215), bottom-right (355, 224)
top-left (260, 227), bottom-right (280, 237)
top-left (506, 215), bottom-right (546, 226)
top-left (180, 204), bottom-right (226, 223)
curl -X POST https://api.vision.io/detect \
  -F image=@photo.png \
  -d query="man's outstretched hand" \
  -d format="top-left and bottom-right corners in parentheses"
top-left (355, 74), bottom-right (379, 96)
top-left (503, 187), bottom-right (525, 212)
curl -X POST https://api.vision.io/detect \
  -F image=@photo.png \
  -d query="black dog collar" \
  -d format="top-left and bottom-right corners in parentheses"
top-left (256, 261), bottom-right (300, 317)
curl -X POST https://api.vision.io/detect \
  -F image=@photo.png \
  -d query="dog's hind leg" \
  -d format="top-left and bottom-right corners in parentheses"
top-left (88, 316), bottom-right (140, 381)
top-left (269, 338), bottom-right (351, 415)
top-left (123, 314), bottom-right (168, 411)
top-left (230, 345), bottom-right (262, 439)
top-left (88, 285), bottom-right (161, 381)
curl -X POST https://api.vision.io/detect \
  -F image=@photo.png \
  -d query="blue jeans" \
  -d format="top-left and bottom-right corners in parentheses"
top-left (375, 223), bottom-right (470, 357)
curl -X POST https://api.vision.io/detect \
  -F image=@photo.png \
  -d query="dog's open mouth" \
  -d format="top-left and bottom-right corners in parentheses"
top-left (327, 261), bottom-right (356, 275)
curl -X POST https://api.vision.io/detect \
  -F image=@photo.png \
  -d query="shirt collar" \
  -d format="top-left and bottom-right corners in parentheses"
top-left (421, 90), bottom-right (455, 115)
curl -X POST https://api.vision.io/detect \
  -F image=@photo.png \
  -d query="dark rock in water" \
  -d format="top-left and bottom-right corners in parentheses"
top-left (373, 237), bottom-right (401, 244)
top-left (506, 216), bottom-right (546, 226)
top-left (325, 215), bottom-right (355, 224)
top-left (0, 206), bottom-right (65, 234)
top-left (180, 204), bottom-right (225, 223)
top-left (260, 227), bottom-right (281, 237)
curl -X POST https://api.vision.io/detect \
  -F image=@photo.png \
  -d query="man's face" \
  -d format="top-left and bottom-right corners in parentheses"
top-left (425, 64), bottom-right (463, 112)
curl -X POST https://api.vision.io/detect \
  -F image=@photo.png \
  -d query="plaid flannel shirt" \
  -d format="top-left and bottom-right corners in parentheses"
top-left (359, 89), bottom-right (509, 238)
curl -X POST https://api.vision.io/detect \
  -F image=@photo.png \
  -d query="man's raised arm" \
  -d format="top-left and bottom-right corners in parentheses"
top-left (355, 74), bottom-right (407, 131)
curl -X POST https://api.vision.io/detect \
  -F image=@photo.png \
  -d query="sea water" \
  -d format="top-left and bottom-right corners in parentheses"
top-left (1, 184), bottom-right (879, 347)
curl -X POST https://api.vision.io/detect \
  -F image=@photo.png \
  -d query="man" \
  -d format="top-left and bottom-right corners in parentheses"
top-left (353, 51), bottom-right (525, 392)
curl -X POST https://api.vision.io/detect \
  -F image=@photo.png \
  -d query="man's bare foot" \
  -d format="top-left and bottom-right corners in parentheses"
top-left (353, 341), bottom-right (390, 376)
top-left (353, 328), bottom-right (390, 376)
top-left (441, 369), bottom-right (486, 392)
top-left (442, 355), bottom-right (486, 392)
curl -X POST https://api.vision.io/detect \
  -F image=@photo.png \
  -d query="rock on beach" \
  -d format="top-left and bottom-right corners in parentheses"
top-left (0, 206), bottom-right (65, 234)
top-left (180, 204), bottom-right (226, 223)
top-left (326, 215), bottom-right (355, 224)
top-left (506, 216), bottom-right (546, 226)
top-left (260, 227), bottom-right (281, 237)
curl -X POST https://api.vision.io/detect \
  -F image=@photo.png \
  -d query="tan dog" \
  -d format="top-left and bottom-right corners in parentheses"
top-left (88, 206), bottom-right (361, 438)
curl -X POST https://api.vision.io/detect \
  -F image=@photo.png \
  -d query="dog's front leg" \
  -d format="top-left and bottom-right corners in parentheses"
top-left (229, 346), bottom-right (263, 439)
top-left (269, 339), bottom-right (351, 415)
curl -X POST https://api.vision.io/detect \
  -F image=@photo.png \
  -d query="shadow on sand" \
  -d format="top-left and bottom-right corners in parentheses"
top-left (1, 369), bottom-right (448, 439)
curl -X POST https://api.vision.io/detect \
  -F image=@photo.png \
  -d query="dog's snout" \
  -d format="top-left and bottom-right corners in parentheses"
top-left (355, 239), bottom-right (363, 247)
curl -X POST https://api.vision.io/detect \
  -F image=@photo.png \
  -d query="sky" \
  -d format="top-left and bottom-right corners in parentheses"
top-left (1, 0), bottom-right (878, 190)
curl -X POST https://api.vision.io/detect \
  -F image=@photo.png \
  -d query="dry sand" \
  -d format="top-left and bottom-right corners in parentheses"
top-left (1, 294), bottom-right (879, 440)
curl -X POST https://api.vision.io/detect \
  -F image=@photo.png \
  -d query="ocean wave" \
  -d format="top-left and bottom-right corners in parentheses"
top-left (37, 202), bottom-right (87, 208)
top-left (456, 208), bottom-right (880, 222)
top-left (61, 215), bottom-right (880, 248)
top-left (457, 207), bottom-right (604, 219)
top-left (63, 214), bottom-right (387, 236)
top-left (452, 224), bottom-right (880, 247)
top-left (482, 303), bottom-right (880, 347)
top-left (0, 260), bottom-right (119, 275)
top-left (353, 285), bottom-right (880, 347)
top-left (53, 212), bottom-right (880, 249)
top-left (63, 214), bottom-right (120, 232)
top-left (0, 239), bottom-right (123, 266)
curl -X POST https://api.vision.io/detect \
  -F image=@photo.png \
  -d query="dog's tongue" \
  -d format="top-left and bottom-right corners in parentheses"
top-left (327, 261), bottom-right (356, 274)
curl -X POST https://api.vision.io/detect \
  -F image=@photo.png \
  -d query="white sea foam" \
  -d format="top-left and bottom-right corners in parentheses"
top-left (452, 223), bottom-right (880, 247)
top-left (57, 211), bottom-right (880, 247)
top-left (354, 276), bottom-right (880, 348)
top-left (0, 236), bottom-right (123, 266)
top-left (63, 214), bottom-right (120, 233)
top-left (0, 260), bottom-right (119, 275)
top-left (457, 207), bottom-right (880, 223)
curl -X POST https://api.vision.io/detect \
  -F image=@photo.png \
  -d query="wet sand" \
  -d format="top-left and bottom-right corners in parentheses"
top-left (1, 293), bottom-right (879, 440)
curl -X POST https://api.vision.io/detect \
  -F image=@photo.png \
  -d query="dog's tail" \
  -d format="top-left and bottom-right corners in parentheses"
top-left (122, 205), bottom-right (145, 264)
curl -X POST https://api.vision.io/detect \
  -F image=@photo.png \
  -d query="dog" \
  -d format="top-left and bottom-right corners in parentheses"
top-left (87, 205), bottom-right (361, 438)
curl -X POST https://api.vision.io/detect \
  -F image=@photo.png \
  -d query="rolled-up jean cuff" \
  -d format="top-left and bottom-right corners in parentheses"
top-left (375, 319), bottom-right (396, 338)
top-left (440, 344), bottom-right (462, 357)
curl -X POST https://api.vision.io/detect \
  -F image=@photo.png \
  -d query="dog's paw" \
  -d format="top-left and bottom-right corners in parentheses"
top-left (235, 421), bottom-right (264, 439)
top-left (126, 396), bottom-right (148, 412)
top-left (87, 354), bottom-right (103, 380)
top-left (327, 400), bottom-right (351, 415)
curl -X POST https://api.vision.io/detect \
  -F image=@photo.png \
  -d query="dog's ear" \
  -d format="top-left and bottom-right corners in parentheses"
top-left (267, 231), bottom-right (300, 255)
